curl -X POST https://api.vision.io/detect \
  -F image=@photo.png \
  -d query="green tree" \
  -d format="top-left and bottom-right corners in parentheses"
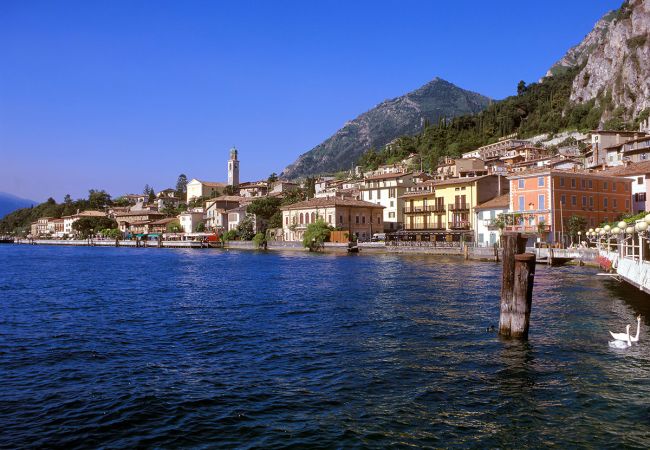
top-left (567, 215), bottom-right (587, 244)
top-left (166, 219), bottom-right (181, 233)
top-left (112, 196), bottom-right (130, 207)
top-left (302, 218), bottom-right (331, 249)
top-left (305, 177), bottom-right (316, 199)
top-left (176, 174), bottom-right (188, 197)
top-left (267, 173), bottom-right (278, 183)
top-left (252, 232), bottom-right (267, 249)
top-left (72, 217), bottom-right (118, 238)
top-left (223, 185), bottom-right (237, 196)
top-left (148, 187), bottom-right (156, 203)
top-left (236, 215), bottom-right (255, 240)
top-left (247, 197), bottom-right (281, 221)
top-left (195, 222), bottom-right (206, 232)
top-left (100, 228), bottom-right (122, 239)
top-left (223, 229), bottom-right (238, 241)
top-left (517, 80), bottom-right (527, 96)
top-left (88, 189), bottom-right (112, 210)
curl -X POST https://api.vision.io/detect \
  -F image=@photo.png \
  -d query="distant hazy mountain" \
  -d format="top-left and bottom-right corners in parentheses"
top-left (282, 78), bottom-right (491, 178)
top-left (0, 192), bottom-right (37, 219)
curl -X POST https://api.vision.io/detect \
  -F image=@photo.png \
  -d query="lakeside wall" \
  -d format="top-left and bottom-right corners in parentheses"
top-left (13, 239), bottom-right (600, 264)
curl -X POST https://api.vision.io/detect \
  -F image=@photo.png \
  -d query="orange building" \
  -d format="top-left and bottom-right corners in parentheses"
top-left (507, 169), bottom-right (633, 243)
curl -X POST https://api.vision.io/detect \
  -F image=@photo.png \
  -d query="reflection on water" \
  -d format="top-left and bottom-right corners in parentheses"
top-left (1, 246), bottom-right (650, 447)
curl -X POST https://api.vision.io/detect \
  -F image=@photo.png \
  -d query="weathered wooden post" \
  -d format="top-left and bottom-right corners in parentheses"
top-left (499, 232), bottom-right (528, 337)
top-left (493, 243), bottom-right (499, 262)
top-left (510, 253), bottom-right (536, 338)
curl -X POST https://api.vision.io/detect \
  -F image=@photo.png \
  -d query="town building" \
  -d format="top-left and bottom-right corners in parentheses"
top-left (156, 189), bottom-right (181, 210)
top-left (398, 174), bottom-right (508, 242)
top-left (583, 130), bottom-right (646, 168)
top-left (360, 171), bottom-right (415, 231)
top-left (602, 161), bottom-right (650, 213)
top-left (178, 209), bottom-right (206, 233)
top-left (461, 138), bottom-right (531, 160)
top-left (280, 197), bottom-right (385, 242)
top-left (204, 195), bottom-right (246, 231)
top-left (507, 169), bottom-right (633, 243)
top-left (186, 179), bottom-right (227, 202)
top-left (114, 210), bottom-right (166, 234)
top-left (474, 194), bottom-right (510, 247)
top-left (238, 181), bottom-right (268, 198)
top-left (434, 157), bottom-right (487, 179)
top-left (63, 210), bottom-right (107, 235)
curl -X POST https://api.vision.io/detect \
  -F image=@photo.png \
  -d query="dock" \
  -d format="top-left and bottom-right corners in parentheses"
top-left (14, 239), bottom-right (214, 249)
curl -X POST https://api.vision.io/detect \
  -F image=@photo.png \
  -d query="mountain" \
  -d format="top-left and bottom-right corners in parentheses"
top-left (0, 192), bottom-right (37, 219)
top-left (282, 78), bottom-right (491, 178)
top-left (546, 0), bottom-right (650, 125)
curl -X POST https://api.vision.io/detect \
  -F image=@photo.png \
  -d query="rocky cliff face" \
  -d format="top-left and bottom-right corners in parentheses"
top-left (549, 0), bottom-right (650, 122)
top-left (282, 78), bottom-right (490, 178)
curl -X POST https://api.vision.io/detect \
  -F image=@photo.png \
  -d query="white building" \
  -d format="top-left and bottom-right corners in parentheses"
top-left (474, 194), bottom-right (510, 247)
top-left (360, 171), bottom-right (414, 231)
top-left (186, 179), bottom-right (226, 202)
top-left (178, 209), bottom-right (206, 233)
top-left (63, 210), bottom-right (107, 235)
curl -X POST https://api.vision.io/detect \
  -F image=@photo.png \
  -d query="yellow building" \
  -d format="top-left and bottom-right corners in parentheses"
top-left (398, 175), bottom-right (508, 241)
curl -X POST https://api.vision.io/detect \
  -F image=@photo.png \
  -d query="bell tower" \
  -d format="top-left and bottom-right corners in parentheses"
top-left (228, 146), bottom-right (240, 186)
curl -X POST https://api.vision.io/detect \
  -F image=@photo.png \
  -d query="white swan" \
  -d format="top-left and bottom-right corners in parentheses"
top-left (609, 331), bottom-right (632, 348)
top-left (631, 315), bottom-right (641, 343)
top-left (609, 324), bottom-right (631, 341)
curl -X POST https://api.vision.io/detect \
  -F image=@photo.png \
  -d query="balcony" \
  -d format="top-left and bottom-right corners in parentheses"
top-left (403, 205), bottom-right (446, 214)
top-left (449, 221), bottom-right (471, 230)
top-left (448, 203), bottom-right (469, 212)
top-left (404, 223), bottom-right (446, 231)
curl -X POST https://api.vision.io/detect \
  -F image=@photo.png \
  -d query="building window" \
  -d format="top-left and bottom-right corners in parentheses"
top-left (538, 177), bottom-right (544, 187)
top-left (637, 193), bottom-right (646, 202)
top-left (355, 215), bottom-right (359, 224)
top-left (285, 216), bottom-right (288, 225)
top-left (377, 189), bottom-right (381, 199)
top-left (389, 188), bottom-right (396, 197)
top-left (368, 190), bottom-right (372, 200)
top-left (388, 212), bottom-right (395, 218)
top-left (339, 215), bottom-right (343, 224)
top-left (518, 179), bottom-right (524, 189)
top-left (581, 179), bottom-right (586, 188)
top-left (604, 198), bottom-right (608, 208)
top-left (561, 194), bottom-right (566, 205)
top-left (582, 196), bottom-right (586, 207)
top-left (300, 213), bottom-right (304, 224)
top-left (538, 194), bottom-right (545, 211)
top-left (604, 181), bottom-right (608, 190)
top-left (559, 177), bottom-right (565, 187)
top-left (518, 195), bottom-right (525, 211)
top-left (638, 177), bottom-right (644, 185)
top-left (311, 212), bottom-right (316, 223)
top-left (588, 180), bottom-right (593, 189)
top-left (589, 196), bottom-right (594, 207)
top-left (613, 183), bottom-right (617, 191)
top-left (571, 195), bottom-right (577, 206)
top-left (571, 178), bottom-right (576, 188)
top-left (377, 215), bottom-right (382, 223)
top-left (390, 200), bottom-right (394, 207)
top-left (362, 216), bottom-right (366, 224)
top-left (613, 198), bottom-right (618, 208)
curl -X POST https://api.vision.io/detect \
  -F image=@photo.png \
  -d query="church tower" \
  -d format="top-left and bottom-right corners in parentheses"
top-left (228, 147), bottom-right (240, 186)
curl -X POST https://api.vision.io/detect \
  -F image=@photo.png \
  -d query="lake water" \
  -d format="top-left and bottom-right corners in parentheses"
top-left (1, 245), bottom-right (650, 448)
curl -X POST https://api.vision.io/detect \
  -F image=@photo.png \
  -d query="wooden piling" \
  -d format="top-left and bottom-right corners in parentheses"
top-left (493, 243), bottom-right (499, 262)
top-left (510, 253), bottom-right (536, 339)
top-left (498, 232), bottom-right (527, 337)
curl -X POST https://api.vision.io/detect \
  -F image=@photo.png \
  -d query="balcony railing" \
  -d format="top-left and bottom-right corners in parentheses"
top-left (403, 205), bottom-right (446, 213)
top-left (404, 223), bottom-right (446, 230)
top-left (448, 203), bottom-right (469, 211)
top-left (504, 225), bottom-right (550, 233)
top-left (449, 221), bottom-right (471, 230)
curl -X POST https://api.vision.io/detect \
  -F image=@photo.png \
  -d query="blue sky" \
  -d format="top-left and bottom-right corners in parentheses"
top-left (0, 0), bottom-right (622, 201)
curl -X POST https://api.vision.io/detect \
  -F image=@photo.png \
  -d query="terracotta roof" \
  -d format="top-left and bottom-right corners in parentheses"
top-left (280, 197), bottom-right (384, 210)
top-left (128, 220), bottom-right (152, 226)
top-left (476, 194), bottom-right (510, 210)
top-left (193, 180), bottom-right (226, 187)
top-left (114, 210), bottom-right (165, 217)
top-left (507, 167), bottom-right (634, 180)
top-left (206, 195), bottom-right (246, 203)
top-left (364, 171), bottom-right (413, 181)
top-left (149, 218), bottom-right (177, 225)
top-left (75, 210), bottom-right (107, 217)
top-left (600, 161), bottom-right (650, 177)
top-left (429, 175), bottom-right (492, 187)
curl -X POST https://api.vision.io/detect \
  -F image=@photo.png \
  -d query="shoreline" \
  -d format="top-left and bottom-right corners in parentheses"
top-left (10, 239), bottom-right (601, 266)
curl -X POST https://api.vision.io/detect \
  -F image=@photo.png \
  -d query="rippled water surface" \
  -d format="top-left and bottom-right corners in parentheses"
top-left (2, 245), bottom-right (650, 448)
